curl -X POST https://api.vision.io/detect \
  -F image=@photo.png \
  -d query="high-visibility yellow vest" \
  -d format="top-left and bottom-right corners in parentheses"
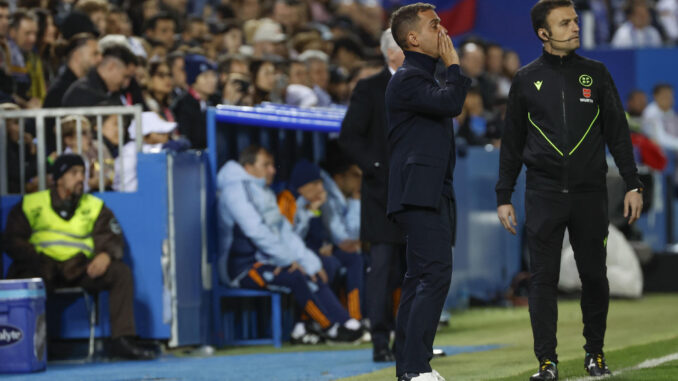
top-left (23, 190), bottom-right (104, 262)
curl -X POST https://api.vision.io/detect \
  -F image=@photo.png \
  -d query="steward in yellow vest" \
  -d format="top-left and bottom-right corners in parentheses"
top-left (3, 154), bottom-right (156, 360)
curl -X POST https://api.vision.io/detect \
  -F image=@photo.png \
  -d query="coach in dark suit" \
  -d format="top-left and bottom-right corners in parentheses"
top-left (339, 29), bottom-right (405, 363)
top-left (385, 4), bottom-right (470, 381)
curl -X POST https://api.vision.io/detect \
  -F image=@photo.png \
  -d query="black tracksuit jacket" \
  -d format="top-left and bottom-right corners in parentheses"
top-left (496, 50), bottom-right (642, 206)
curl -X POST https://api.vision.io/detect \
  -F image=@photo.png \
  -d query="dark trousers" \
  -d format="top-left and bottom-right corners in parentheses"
top-left (239, 263), bottom-right (350, 329)
top-left (332, 248), bottom-right (365, 320)
top-left (8, 256), bottom-right (136, 338)
top-left (366, 243), bottom-right (406, 351)
top-left (393, 196), bottom-right (454, 376)
top-left (525, 190), bottom-right (609, 363)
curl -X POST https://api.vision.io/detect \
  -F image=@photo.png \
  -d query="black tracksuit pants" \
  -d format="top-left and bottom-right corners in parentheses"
top-left (525, 190), bottom-right (610, 363)
top-left (393, 196), bottom-right (455, 376)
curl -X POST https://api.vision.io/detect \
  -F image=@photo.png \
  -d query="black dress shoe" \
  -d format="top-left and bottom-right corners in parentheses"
top-left (373, 347), bottom-right (395, 362)
top-left (110, 336), bottom-right (157, 360)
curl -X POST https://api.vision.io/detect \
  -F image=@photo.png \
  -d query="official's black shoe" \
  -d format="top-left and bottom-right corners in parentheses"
top-left (529, 359), bottom-right (558, 381)
top-left (373, 346), bottom-right (395, 362)
top-left (110, 336), bottom-right (157, 360)
top-left (585, 353), bottom-right (612, 377)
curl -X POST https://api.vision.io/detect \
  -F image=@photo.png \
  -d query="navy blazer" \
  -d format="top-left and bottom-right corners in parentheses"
top-left (385, 50), bottom-right (471, 215)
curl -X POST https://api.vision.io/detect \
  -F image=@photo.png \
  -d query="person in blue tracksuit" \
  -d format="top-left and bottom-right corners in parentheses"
top-left (216, 145), bottom-right (363, 343)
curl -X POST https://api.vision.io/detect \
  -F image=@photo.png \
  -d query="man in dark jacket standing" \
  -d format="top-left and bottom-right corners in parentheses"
top-left (339, 28), bottom-right (405, 363)
top-left (386, 4), bottom-right (470, 381)
top-left (496, 1), bottom-right (643, 380)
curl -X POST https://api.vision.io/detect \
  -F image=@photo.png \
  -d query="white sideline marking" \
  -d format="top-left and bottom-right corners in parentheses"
top-left (565, 352), bottom-right (678, 381)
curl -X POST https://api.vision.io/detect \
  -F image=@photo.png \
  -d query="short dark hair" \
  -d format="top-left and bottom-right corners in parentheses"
top-left (0, 1), bottom-right (9, 8)
top-left (626, 89), bottom-right (646, 101)
top-left (239, 145), bottom-right (269, 166)
top-left (653, 83), bottom-right (673, 95)
top-left (389, 2), bottom-right (435, 50)
top-left (332, 35), bottom-right (365, 59)
top-left (144, 12), bottom-right (175, 32)
top-left (54, 32), bottom-right (97, 59)
top-left (530, 0), bottom-right (575, 40)
top-left (102, 45), bottom-right (137, 66)
top-left (9, 8), bottom-right (37, 30)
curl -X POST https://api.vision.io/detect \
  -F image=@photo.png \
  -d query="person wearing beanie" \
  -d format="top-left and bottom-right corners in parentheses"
top-left (3, 153), bottom-right (157, 361)
top-left (278, 159), bottom-right (367, 332)
top-left (171, 54), bottom-right (217, 149)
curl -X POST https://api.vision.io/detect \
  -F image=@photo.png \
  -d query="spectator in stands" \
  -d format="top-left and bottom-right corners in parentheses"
top-left (167, 50), bottom-right (187, 100)
top-left (33, 9), bottom-right (58, 85)
top-left (62, 45), bottom-right (137, 107)
top-left (299, 49), bottom-right (332, 107)
top-left (249, 18), bottom-right (287, 58)
top-left (250, 58), bottom-right (275, 105)
top-left (460, 42), bottom-right (496, 112)
top-left (108, 6), bottom-right (148, 59)
top-left (328, 66), bottom-right (350, 105)
top-left (272, 0), bottom-right (304, 35)
top-left (44, 34), bottom-right (101, 109)
top-left (485, 42), bottom-right (504, 94)
top-left (218, 21), bottom-right (244, 55)
top-left (1, 102), bottom-right (38, 193)
top-left (74, 0), bottom-right (109, 36)
top-left (181, 16), bottom-right (208, 46)
top-left (59, 115), bottom-right (114, 192)
top-left (172, 54), bottom-right (217, 149)
top-left (58, 10), bottom-right (100, 41)
top-left (611, 0), bottom-right (662, 48)
top-left (98, 35), bottom-right (146, 107)
top-left (144, 59), bottom-right (175, 121)
top-left (332, 36), bottom-right (364, 72)
top-left (7, 9), bottom-right (41, 108)
top-left (114, 111), bottom-right (187, 192)
top-left (642, 83), bottom-right (678, 150)
top-left (144, 12), bottom-right (177, 50)
top-left (278, 159), bottom-right (366, 324)
top-left (3, 153), bottom-right (157, 360)
top-left (0, 1), bottom-right (10, 76)
top-left (626, 89), bottom-right (648, 133)
top-left (497, 49), bottom-right (520, 99)
top-left (286, 59), bottom-right (317, 107)
top-left (657, 0), bottom-right (678, 44)
top-left (456, 87), bottom-right (496, 146)
top-left (216, 145), bottom-right (364, 343)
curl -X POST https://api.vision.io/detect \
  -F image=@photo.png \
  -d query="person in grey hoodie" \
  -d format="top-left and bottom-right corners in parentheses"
top-left (216, 145), bottom-right (364, 343)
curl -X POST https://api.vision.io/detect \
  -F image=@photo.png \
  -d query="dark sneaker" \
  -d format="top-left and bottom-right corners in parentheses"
top-left (373, 346), bottom-right (395, 362)
top-left (110, 336), bottom-right (157, 360)
top-left (530, 359), bottom-right (558, 381)
top-left (585, 353), bottom-right (612, 377)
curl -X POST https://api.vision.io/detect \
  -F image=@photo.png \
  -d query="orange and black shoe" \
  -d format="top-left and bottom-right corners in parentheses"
top-left (585, 353), bottom-right (612, 377)
top-left (529, 359), bottom-right (558, 381)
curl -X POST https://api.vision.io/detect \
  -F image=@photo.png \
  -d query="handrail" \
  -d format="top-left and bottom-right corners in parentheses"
top-left (0, 105), bottom-right (143, 195)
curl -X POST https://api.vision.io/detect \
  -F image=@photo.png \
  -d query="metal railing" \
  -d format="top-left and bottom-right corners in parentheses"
top-left (0, 105), bottom-right (143, 195)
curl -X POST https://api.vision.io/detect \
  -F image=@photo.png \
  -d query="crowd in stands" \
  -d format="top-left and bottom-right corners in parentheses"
top-left (578, 0), bottom-right (678, 47)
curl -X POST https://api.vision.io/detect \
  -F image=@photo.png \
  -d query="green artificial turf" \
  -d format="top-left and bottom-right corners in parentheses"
top-left (341, 294), bottom-right (678, 381)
